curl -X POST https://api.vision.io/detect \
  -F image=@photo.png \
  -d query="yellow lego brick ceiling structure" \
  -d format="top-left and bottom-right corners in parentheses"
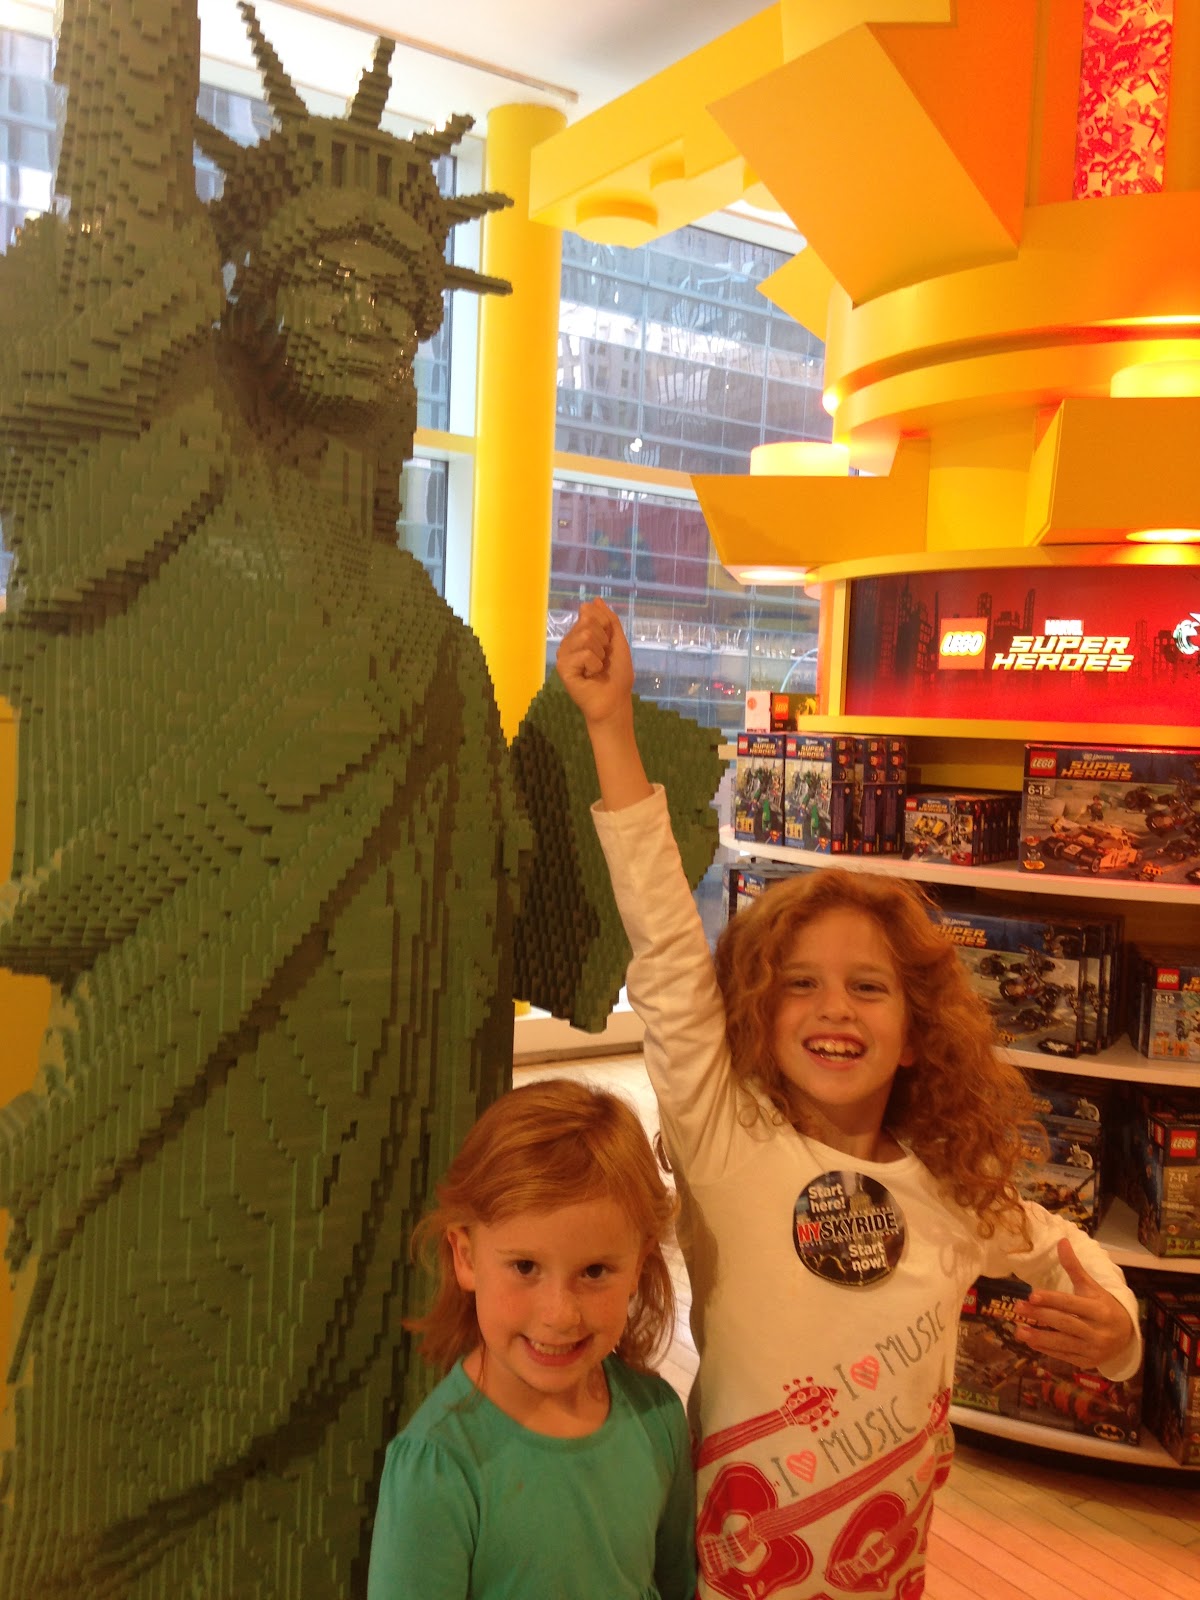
top-left (530, 0), bottom-right (1200, 578)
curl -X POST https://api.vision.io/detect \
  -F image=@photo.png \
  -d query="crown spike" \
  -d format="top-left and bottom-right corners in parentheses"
top-left (442, 263), bottom-right (512, 297)
top-left (346, 37), bottom-right (395, 129)
top-left (412, 113), bottom-right (475, 160)
top-left (444, 191), bottom-right (514, 225)
top-left (194, 116), bottom-right (243, 175)
top-left (238, 1), bottom-right (308, 126)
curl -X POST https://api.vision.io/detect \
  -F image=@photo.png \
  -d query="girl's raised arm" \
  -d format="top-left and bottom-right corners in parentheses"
top-left (556, 599), bottom-right (653, 813)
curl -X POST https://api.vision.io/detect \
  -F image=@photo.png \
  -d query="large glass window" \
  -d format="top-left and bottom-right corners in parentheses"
top-left (398, 458), bottom-right (449, 594)
top-left (552, 224), bottom-right (826, 736)
top-left (547, 479), bottom-right (817, 738)
top-left (0, 27), bottom-right (56, 249)
top-left (557, 226), bottom-right (830, 475)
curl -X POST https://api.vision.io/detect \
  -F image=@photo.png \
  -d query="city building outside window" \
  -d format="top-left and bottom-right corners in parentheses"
top-left (550, 225), bottom-right (826, 739)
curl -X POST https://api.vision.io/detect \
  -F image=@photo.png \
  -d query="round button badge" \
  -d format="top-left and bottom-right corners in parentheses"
top-left (793, 1170), bottom-right (907, 1287)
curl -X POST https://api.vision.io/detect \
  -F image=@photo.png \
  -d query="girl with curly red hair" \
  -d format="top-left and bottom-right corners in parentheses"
top-left (557, 598), bottom-right (1139, 1600)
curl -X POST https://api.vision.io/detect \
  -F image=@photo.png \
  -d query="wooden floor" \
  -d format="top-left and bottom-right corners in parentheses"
top-left (515, 1053), bottom-right (1200, 1600)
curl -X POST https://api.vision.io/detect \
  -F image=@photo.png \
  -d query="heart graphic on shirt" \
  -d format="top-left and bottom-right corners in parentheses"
top-left (850, 1355), bottom-right (880, 1389)
top-left (786, 1450), bottom-right (817, 1483)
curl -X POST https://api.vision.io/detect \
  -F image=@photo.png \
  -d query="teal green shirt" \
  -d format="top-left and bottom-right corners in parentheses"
top-left (367, 1357), bottom-right (696, 1599)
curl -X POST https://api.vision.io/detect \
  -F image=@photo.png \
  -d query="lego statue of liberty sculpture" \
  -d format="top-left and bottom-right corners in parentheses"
top-left (0, 3), bottom-right (722, 1595)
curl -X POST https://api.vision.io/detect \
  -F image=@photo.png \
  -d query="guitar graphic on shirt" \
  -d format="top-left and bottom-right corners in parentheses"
top-left (696, 1378), bottom-right (839, 1470)
top-left (696, 1391), bottom-right (951, 1600)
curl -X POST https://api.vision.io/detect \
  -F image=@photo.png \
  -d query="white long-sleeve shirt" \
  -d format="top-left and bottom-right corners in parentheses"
top-left (594, 787), bottom-right (1140, 1600)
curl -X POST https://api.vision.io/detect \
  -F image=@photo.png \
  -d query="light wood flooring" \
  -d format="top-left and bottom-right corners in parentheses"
top-left (514, 1053), bottom-right (1200, 1599)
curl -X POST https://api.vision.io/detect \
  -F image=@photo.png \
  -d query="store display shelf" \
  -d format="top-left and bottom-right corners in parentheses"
top-left (1002, 1040), bottom-right (1199, 1089)
top-left (1094, 1197), bottom-right (1200, 1274)
top-left (740, 716), bottom-right (1200, 746)
top-left (948, 1405), bottom-right (1196, 1473)
top-left (718, 828), bottom-right (1200, 905)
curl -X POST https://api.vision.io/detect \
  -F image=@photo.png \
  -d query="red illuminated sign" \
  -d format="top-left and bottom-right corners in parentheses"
top-left (845, 566), bottom-right (1200, 724)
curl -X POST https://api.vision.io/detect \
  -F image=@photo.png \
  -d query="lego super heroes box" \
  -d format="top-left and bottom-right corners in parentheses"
top-left (953, 1275), bottom-right (1143, 1445)
top-left (735, 733), bottom-right (786, 847)
top-left (783, 733), bottom-right (854, 853)
top-left (1019, 743), bottom-right (1200, 885)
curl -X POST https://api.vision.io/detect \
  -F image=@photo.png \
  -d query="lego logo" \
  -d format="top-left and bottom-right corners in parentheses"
top-left (1158, 970), bottom-right (1181, 990)
top-left (1170, 1132), bottom-right (1198, 1158)
top-left (1029, 753), bottom-right (1058, 775)
top-left (939, 630), bottom-right (985, 658)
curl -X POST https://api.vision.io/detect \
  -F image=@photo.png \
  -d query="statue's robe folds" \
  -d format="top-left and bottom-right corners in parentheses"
top-left (0, 221), bottom-right (529, 1596)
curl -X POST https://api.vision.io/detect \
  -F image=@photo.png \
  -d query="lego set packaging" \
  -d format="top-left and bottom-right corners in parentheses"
top-left (1019, 743), bottom-right (1200, 885)
top-left (734, 725), bottom-right (911, 857)
top-left (953, 1274), bottom-right (1144, 1446)
top-left (855, 736), bottom-right (907, 855)
top-left (734, 732), bottom-right (787, 846)
top-left (933, 902), bottom-right (1105, 1059)
top-left (1127, 946), bottom-right (1200, 1062)
top-left (1142, 1279), bottom-right (1200, 1465)
top-left (904, 790), bottom-right (1021, 866)
top-left (725, 863), bottom-right (805, 923)
top-left (782, 733), bottom-right (855, 853)
top-left (1111, 1087), bottom-right (1200, 1260)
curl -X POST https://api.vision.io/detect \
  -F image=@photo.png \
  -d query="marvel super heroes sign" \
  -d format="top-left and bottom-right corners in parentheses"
top-left (992, 634), bottom-right (1134, 672)
top-left (846, 566), bottom-right (1200, 722)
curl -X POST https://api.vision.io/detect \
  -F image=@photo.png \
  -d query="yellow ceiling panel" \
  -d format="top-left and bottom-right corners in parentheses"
top-left (694, 436), bottom-right (930, 579)
top-left (1026, 397), bottom-right (1200, 545)
top-left (708, 26), bottom-right (1020, 304)
top-left (528, 6), bottom-right (784, 240)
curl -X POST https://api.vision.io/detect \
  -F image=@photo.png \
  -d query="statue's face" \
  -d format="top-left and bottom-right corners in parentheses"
top-left (267, 236), bottom-right (428, 435)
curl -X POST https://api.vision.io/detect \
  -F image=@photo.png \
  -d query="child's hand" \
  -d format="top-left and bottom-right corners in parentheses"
top-left (555, 599), bottom-right (634, 727)
top-left (1014, 1237), bottom-right (1136, 1372)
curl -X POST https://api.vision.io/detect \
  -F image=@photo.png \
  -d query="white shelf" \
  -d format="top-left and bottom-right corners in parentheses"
top-left (719, 828), bottom-right (1200, 905)
top-left (949, 1405), bottom-right (1197, 1472)
top-left (1002, 1040), bottom-right (1200, 1089)
top-left (721, 827), bottom-right (1200, 1086)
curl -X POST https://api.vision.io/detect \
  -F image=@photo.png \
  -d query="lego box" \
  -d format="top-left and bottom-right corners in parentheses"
top-left (726, 863), bottom-right (801, 922)
top-left (1019, 743), bottom-right (1200, 885)
top-left (905, 790), bottom-right (1020, 866)
top-left (853, 736), bottom-right (908, 854)
top-left (783, 733), bottom-right (854, 853)
top-left (1160, 1311), bottom-right (1200, 1465)
top-left (934, 905), bottom-right (1087, 1056)
top-left (1134, 1112), bottom-right (1200, 1258)
top-left (735, 733), bottom-right (786, 847)
top-left (1129, 950), bottom-right (1200, 1063)
top-left (953, 1275), bottom-right (1143, 1445)
top-left (1017, 1116), bottom-right (1104, 1233)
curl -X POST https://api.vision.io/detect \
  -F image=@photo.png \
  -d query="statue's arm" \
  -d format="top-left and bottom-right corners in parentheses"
top-left (510, 678), bottom-right (724, 1033)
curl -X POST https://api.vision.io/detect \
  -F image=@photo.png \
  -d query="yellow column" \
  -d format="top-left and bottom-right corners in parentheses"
top-left (471, 103), bottom-right (566, 741)
top-left (0, 698), bottom-right (52, 1375)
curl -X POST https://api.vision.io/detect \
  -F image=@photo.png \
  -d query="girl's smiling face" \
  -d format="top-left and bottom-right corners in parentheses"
top-left (770, 906), bottom-right (915, 1160)
top-left (449, 1197), bottom-right (648, 1434)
